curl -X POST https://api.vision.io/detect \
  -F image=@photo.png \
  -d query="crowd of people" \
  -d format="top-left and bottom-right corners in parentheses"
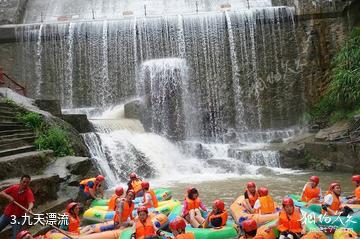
top-left (0, 173), bottom-right (359, 239)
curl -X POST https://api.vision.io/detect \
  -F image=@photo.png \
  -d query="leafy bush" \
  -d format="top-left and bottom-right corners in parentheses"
top-left (311, 27), bottom-right (360, 122)
top-left (35, 127), bottom-right (74, 157)
top-left (2, 98), bottom-right (17, 106)
top-left (17, 112), bottom-right (44, 131)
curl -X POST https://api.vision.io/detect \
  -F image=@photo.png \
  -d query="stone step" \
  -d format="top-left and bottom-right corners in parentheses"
top-left (0, 145), bottom-right (36, 157)
top-left (0, 129), bottom-right (33, 136)
top-left (0, 150), bottom-right (54, 180)
top-left (0, 116), bottom-right (19, 123)
top-left (0, 122), bottom-right (27, 131)
top-left (0, 106), bottom-right (18, 112)
top-left (0, 136), bottom-right (36, 151)
top-left (0, 109), bottom-right (18, 117)
top-left (0, 132), bottom-right (35, 140)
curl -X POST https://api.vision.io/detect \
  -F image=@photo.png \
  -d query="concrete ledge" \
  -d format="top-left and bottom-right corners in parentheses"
top-left (60, 114), bottom-right (92, 133)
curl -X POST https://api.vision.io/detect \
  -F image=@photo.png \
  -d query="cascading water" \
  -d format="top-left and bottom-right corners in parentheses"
top-left (16, 3), bottom-right (306, 184)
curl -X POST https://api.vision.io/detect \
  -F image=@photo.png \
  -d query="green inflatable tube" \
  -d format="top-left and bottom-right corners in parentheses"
top-left (91, 188), bottom-right (172, 207)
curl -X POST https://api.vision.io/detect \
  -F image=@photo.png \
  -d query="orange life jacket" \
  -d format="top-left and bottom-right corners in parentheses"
top-left (113, 198), bottom-right (135, 223)
top-left (301, 184), bottom-right (320, 202)
top-left (355, 186), bottom-right (360, 200)
top-left (258, 196), bottom-right (276, 214)
top-left (246, 189), bottom-right (259, 207)
top-left (131, 179), bottom-right (143, 194)
top-left (135, 216), bottom-right (156, 239)
top-left (208, 210), bottom-right (228, 227)
top-left (108, 194), bottom-right (119, 211)
top-left (79, 178), bottom-right (98, 193)
top-left (143, 190), bottom-right (159, 208)
top-left (176, 232), bottom-right (196, 239)
top-left (322, 192), bottom-right (341, 214)
top-left (277, 207), bottom-right (302, 233)
top-left (185, 197), bottom-right (201, 210)
top-left (65, 212), bottom-right (80, 234)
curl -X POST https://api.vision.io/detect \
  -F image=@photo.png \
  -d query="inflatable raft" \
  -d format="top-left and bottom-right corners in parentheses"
top-left (90, 188), bottom-right (172, 207)
top-left (333, 228), bottom-right (358, 239)
top-left (44, 229), bottom-right (122, 239)
top-left (164, 205), bottom-right (238, 239)
top-left (84, 199), bottom-right (180, 222)
top-left (230, 195), bottom-right (279, 225)
top-left (289, 194), bottom-right (360, 210)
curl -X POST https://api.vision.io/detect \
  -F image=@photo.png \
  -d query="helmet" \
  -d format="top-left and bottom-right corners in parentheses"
top-left (66, 202), bottom-right (78, 212)
top-left (141, 181), bottom-right (150, 190)
top-left (187, 187), bottom-right (198, 195)
top-left (129, 172), bottom-right (137, 179)
top-left (115, 186), bottom-right (124, 196)
top-left (169, 217), bottom-right (187, 231)
top-left (16, 230), bottom-right (30, 239)
top-left (247, 181), bottom-right (256, 188)
top-left (241, 219), bottom-right (257, 232)
top-left (127, 189), bottom-right (136, 199)
top-left (282, 198), bottom-right (294, 207)
top-left (329, 182), bottom-right (340, 190)
top-left (96, 175), bottom-right (105, 182)
top-left (214, 200), bottom-right (225, 211)
top-left (137, 206), bottom-right (148, 214)
top-left (258, 187), bottom-right (268, 197)
top-left (352, 175), bottom-right (360, 182)
top-left (310, 176), bottom-right (319, 185)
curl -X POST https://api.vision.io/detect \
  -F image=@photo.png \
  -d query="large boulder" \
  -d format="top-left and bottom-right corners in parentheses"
top-left (124, 100), bottom-right (141, 119)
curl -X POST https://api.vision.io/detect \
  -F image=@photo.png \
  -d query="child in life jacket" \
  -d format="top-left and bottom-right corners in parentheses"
top-left (114, 190), bottom-right (136, 229)
top-left (127, 172), bottom-right (144, 197)
top-left (253, 187), bottom-right (276, 214)
top-left (203, 199), bottom-right (228, 228)
top-left (132, 206), bottom-right (166, 239)
top-left (267, 198), bottom-right (305, 239)
top-left (347, 175), bottom-right (360, 204)
top-left (140, 182), bottom-right (158, 209)
top-left (238, 219), bottom-right (264, 239)
top-left (108, 186), bottom-right (124, 211)
top-left (60, 202), bottom-right (93, 235)
top-left (243, 182), bottom-right (259, 214)
top-left (300, 176), bottom-right (322, 205)
top-left (168, 217), bottom-right (195, 239)
top-left (181, 187), bottom-right (207, 228)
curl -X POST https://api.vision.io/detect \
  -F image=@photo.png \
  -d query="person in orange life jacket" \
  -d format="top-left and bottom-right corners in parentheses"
top-left (203, 200), bottom-right (228, 228)
top-left (181, 187), bottom-right (207, 228)
top-left (60, 202), bottom-right (93, 235)
top-left (322, 182), bottom-right (352, 216)
top-left (108, 186), bottom-right (124, 211)
top-left (131, 206), bottom-right (166, 239)
top-left (300, 176), bottom-right (322, 205)
top-left (140, 182), bottom-right (159, 209)
top-left (253, 187), bottom-right (276, 214)
top-left (168, 217), bottom-right (195, 239)
top-left (267, 198), bottom-right (305, 239)
top-left (347, 175), bottom-right (360, 204)
top-left (16, 230), bottom-right (44, 239)
top-left (114, 190), bottom-right (136, 229)
top-left (243, 182), bottom-right (259, 214)
top-left (79, 175), bottom-right (105, 206)
top-left (0, 175), bottom-right (34, 239)
top-left (238, 219), bottom-right (263, 239)
top-left (127, 172), bottom-right (144, 197)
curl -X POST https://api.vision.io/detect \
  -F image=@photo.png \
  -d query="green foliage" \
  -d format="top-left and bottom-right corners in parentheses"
top-left (311, 27), bottom-right (360, 122)
top-left (35, 127), bottom-right (74, 157)
top-left (1, 97), bottom-right (17, 106)
top-left (16, 112), bottom-right (44, 131)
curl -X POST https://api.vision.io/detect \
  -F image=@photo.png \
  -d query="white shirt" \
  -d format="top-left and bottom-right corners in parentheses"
top-left (253, 199), bottom-right (261, 210)
top-left (323, 194), bottom-right (347, 205)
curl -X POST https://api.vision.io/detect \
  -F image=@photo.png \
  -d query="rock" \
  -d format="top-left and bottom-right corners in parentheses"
top-left (270, 138), bottom-right (283, 144)
top-left (0, 175), bottom-right (61, 214)
top-left (124, 100), bottom-right (141, 119)
top-left (66, 156), bottom-right (93, 175)
top-left (35, 99), bottom-right (62, 116)
top-left (315, 121), bottom-right (349, 141)
top-left (278, 144), bottom-right (308, 169)
top-left (0, 150), bottom-right (54, 180)
top-left (60, 114), bottom-right (93, 133)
